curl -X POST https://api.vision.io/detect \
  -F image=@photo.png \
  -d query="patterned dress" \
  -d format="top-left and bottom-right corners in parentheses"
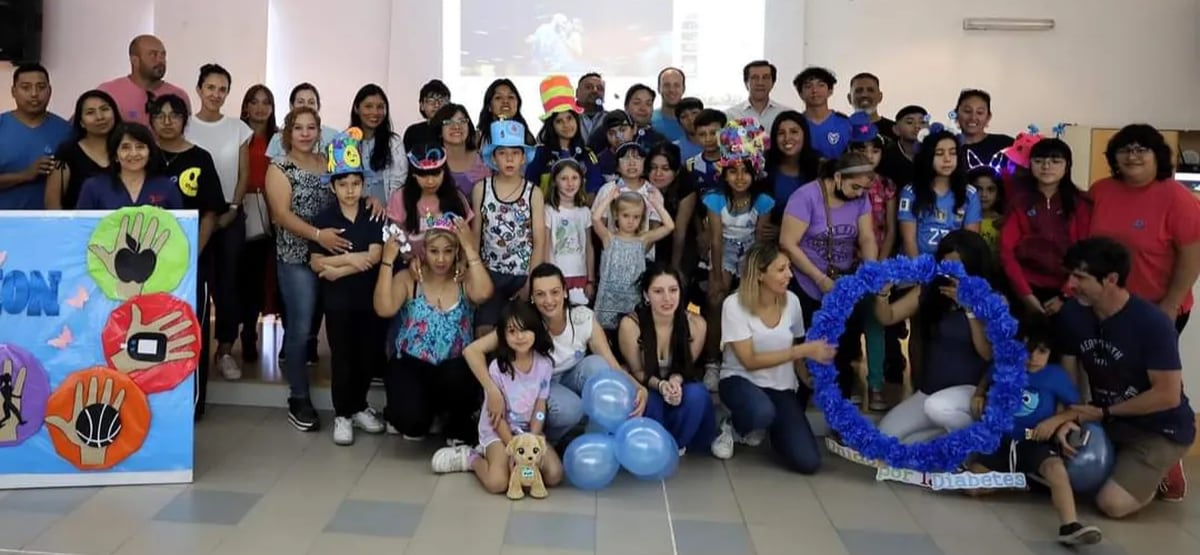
top-left (594, 236), bottom-right (647, 329)
top-left (273, 157), bottom-right (334, 265)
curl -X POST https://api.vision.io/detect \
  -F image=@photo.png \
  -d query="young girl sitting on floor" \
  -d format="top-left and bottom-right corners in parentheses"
top-left (431, 301), bottom-right (564, 495)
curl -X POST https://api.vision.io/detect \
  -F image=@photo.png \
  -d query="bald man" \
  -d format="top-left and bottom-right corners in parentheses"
top-left (98, 34), bottom-right (191, 126)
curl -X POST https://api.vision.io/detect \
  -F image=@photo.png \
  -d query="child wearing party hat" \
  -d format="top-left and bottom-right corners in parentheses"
top-left (526, 75), bottom-right (603, 195)
top-left (471, 119), bottom-right (546, 336)
top-left (308, 127), bottom-right (387, 446)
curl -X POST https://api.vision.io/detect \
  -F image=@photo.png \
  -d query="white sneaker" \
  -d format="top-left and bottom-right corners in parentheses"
top-left (445, 437), bottom-right (467, 448)
top-left (351, 408), bottom-right (385, 434)
top-left (736, 429), bottom-right (766, 447)
top-left (711, 421), bottom-right (734, 459)
top-left (217, 354), bottom-right (242, 380)
top-left (431, 445), bottom-right (473, 473)
top-left (703, 363), bottom-right (721, 392)
top-left (332, 417), bottom-right (354, 446)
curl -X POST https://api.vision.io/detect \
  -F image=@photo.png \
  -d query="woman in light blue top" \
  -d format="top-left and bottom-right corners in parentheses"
top-left (349, 84), bottom-right (408, 203)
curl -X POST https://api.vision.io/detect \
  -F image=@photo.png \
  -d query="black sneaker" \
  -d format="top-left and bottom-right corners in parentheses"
top-left (241, 334), bottom-right (259, 363)
top-left (287, 397), bottom-right (320, 432)
top-left (1058, 522), bottom-right (1102, 546)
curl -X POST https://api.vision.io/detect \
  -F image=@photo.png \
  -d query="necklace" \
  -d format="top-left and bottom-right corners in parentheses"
top-left (161, 149), bottom-right (183, 167)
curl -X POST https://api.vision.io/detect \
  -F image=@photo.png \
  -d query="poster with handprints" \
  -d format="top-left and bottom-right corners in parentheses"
top-left (0, 208), bottom-right (196, 489)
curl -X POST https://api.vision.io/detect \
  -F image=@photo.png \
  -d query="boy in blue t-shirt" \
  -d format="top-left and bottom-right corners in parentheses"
top-left (971, 318), bottom-right (1102, 547)
top-left (686, 109), bottom-right (727, 194)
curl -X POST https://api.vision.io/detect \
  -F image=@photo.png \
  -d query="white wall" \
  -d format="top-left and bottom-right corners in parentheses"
top-left (803, 0), bottom-right (1200, 132)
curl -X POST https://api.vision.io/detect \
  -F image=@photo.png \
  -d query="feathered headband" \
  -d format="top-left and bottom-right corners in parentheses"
top-left (716, 117), bottom-right (770, 178)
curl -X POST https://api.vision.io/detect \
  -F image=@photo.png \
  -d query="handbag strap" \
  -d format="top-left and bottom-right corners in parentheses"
top-left (820, 183), bottom-right (837, 275)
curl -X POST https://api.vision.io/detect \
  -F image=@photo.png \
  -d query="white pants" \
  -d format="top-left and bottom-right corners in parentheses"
top-left (878, 385), bottom-right (977, 444)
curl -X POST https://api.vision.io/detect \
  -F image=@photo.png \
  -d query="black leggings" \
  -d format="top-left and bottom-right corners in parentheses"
top-left (385, 354), bottom-right (481, 444)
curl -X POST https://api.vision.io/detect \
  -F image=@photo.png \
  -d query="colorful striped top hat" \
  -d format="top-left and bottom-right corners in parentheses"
top-left (539, 75), bottom-right (583, 121)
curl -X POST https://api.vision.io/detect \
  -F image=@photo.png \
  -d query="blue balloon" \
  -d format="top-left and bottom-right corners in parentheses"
top-left (1067, 422), bottom-right (1115, 494)
top-left (632, 434), bottom-right (680, 481)
top-left (563, 433), bottom-right (621, 491)
top-left (615, 417), bottom-right (677, 477)
top-left (582, 369), bottom-right (635, 432)
top-left (585, 419), bottom-right (610, 435)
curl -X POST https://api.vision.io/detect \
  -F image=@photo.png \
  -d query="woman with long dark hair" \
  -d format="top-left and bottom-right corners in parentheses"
top-left (237, 84), bottom-right (280, 363)
top-left (76, 122), bottom-right (181, 210)
top-left (349, 84), bottom-right (408, 203)
top-left (385, 144), bottom-right (472, 256)
top-left (898, 129), bottom-right (981, 257)
top-left (617, 264), bottom-right (720, 457)
top-left (432, 103), bottom-right (490, 198)
top-left (526, 75), bottom-right (602, 194)
top-left (999, 138), bottom-right (1092, 318)
top-left (477, 78), bottom-right (535, 146)
top-left (46, 90), bottom-right (121, 209)
top-left (874, 230), bottom-right (995, 444)
top-left (764, 110), bottom-right (820, 232)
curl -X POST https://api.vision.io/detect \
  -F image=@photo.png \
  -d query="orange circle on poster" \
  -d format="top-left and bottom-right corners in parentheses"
top-left (45, 367), bottom-right (151, 471)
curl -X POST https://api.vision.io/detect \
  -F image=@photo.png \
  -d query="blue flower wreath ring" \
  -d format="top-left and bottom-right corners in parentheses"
top-left (807, 255), bottom-right (1028, 472)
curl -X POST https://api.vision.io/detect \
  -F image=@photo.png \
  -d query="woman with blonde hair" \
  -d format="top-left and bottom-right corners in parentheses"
top-left (710, 241), bottom-right (836, 471)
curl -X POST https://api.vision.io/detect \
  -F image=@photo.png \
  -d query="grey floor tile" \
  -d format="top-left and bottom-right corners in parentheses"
top-left (504, 511), bottom-right (595, 551)
top-left (0, 510), bottom-right (61, 549)
top-left (1024, 540), bottom-right (1128, 555)
top-left (323, 499), bottom-right (425, 538)
top-left (838, 529), bottom-right (945, 555)
top-left (0, 487), bottom-right (99, 515)
top-left (153, 489), bottom-right (262, 526)
top-left (673, 519), bottom-right (755, 555)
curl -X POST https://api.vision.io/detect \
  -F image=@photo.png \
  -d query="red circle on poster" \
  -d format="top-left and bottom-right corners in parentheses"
top-left (101, 293), bottom-right (200, 394)
top-left (45, 367), bottom-right (151, 471)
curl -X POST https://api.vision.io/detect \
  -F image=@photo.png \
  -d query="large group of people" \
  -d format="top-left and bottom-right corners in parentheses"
top-left (1, 32), bottom-right (1195, 548)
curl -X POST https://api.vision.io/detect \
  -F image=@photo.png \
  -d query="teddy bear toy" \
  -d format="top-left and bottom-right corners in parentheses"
top-left (507, 433), bottom-right (548, 500)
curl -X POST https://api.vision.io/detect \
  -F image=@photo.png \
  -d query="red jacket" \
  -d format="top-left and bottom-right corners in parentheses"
top-left (999, 189), bottom-right (1092, 297)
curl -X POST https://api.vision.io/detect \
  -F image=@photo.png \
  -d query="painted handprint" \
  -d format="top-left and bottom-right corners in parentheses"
top-left (45, 368), bottom-right (149, 470)
top-left (88, 211), bottom-right (171, 299)
top-left (109, 304), bottom-right (197, 374)
top-left (102, 293), bottom-right (201, 394)
top-left (0, 345), bottom-right (50, 447)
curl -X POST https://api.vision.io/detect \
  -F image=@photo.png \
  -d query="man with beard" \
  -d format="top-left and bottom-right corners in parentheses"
top-left (0, 63), bottom-right (71, 209)
top-left (577, 72), bottom-right (606, 140)
top-left (847, 72), bottom-right (896, 142)
top-left (99, 34), bottom-right (191, 126)
top-left (1053, 238), bottom-right (1192, 516)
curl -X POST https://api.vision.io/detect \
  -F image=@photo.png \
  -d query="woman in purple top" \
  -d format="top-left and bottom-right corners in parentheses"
top-left (778, 151), bottom-right (877, 399)
top-left (432, 103), bottom-right (491, 199)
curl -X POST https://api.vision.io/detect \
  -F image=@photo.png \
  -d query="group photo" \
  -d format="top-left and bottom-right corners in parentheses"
top-left (0, 1), bottom-right (1198, 554)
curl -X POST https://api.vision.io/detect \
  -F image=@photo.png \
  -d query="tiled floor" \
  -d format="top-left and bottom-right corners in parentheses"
top-left (0, 406), bottom-right (1197, 555)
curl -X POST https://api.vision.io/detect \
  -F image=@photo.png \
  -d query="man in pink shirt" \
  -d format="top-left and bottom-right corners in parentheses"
top-left (98, 34), bottom-right (191, 126)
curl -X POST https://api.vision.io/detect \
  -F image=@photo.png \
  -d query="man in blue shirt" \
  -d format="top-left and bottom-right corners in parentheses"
top-left (793, 66), bottom-right (850, 160)
top-left (651, 67), bottom-right (686, 142)
top-left (1053, 238), bottom-right (1194, 517)
top-left (0, 63), bottom-right (71, 209)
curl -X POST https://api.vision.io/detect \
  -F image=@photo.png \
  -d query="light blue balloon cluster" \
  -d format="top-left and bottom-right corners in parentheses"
top-left (563, 369), bottom-right (680, 490)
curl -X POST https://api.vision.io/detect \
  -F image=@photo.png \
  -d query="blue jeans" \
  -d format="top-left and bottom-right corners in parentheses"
top-left (719, 376), bottom-right (821, 474)
top-left (643, 382), bottom-right (717, 453)
top-left (545, 354), bottom-right (609, 441)
top-left (277, 262), bottom-right (318, 399)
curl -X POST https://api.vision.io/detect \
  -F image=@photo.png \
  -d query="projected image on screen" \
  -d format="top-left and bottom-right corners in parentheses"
top-left (459, 0), bottom-right (673, 76)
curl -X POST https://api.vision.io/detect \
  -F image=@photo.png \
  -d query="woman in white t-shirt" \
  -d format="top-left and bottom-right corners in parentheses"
top-left (463, 264), bottom-right (647, 442)
top-left (711, 242), bottom-right (836, 472)
top-left (186, 63), bottom-right (254, 381)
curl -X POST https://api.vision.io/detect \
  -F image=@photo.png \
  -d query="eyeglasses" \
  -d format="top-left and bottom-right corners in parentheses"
top-left (1030, 156), bottom-right (1066, 167)
top-left (423, 95), bottom-right (448, 105)
top-left (154, 112), bottom-right (183, 122)
top-left (1116, 145), bottom-right (1150, 157)
top-left (442, 118), bottom-right (468, 128)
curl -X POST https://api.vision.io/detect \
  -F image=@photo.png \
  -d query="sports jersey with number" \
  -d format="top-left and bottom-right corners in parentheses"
top-left (897, 185), bottom-right (981, 255)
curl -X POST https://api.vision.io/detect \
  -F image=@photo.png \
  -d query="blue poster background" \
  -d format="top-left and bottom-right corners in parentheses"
top-left (0, 210), bottom-right (197, 480)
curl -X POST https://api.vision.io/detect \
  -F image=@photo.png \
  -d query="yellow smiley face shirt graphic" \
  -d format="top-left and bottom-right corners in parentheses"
top-left (177, 167), bottom-right (201, 198)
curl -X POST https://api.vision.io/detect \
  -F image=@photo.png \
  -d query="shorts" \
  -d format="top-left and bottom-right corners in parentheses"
top-left (975, 437), bottom-right (1059, 475)
top-left (476, 271), bottom-right (527, 328)
top-left (1106, 419), bottom-right (1191, 502)
top-left (479, 414), bottom-right (532, 450)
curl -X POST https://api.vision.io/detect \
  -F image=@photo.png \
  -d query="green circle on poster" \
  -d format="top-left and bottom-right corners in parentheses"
top-left (87, 206), bottom-right (189, 301)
